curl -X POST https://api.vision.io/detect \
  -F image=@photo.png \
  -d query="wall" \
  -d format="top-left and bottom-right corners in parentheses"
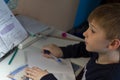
top-left (74, 0), bottom-right (102, 28)
top-left (13, 0), bottom-right (79, 31)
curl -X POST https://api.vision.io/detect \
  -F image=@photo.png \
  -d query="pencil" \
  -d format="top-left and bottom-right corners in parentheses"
top-left (8, 47), bottom-right (18, 65)
top-left (37, 33), bottom-right (84, 42)
top-left (47, 35), bottom-right (82, 42)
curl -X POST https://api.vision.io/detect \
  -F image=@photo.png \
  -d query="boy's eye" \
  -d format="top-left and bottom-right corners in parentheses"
top-left (89, 25), bottom-right (95, 33)
top-left (91, 29), bottom-right (95, 33)
top-left (89, 26), bottom-right (96, 33)
top-left (88, 23), bottom-right (97, 33)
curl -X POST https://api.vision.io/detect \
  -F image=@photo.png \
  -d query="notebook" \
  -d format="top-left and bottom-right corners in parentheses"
top-left (7, 46), bottom-right (75, 80)
top-left (0, 0), bottom-right (28, 61)
top-left (24, 46), bottom-right (76, 80)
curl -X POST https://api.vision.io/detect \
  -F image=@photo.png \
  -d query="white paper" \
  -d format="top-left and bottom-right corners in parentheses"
top-left (24, 46), bottom-right (76, 80)
top-left (0, 0), bottom-right (28, 58)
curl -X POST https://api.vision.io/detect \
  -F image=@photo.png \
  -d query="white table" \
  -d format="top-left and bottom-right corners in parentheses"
top-left (0, 29), bottom-right (88, 80)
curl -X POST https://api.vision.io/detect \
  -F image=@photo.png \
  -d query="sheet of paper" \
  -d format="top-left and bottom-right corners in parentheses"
top-left (0, 0), bottom-right (28, 58)
top-left (24, 46), bottom-right (75, 80)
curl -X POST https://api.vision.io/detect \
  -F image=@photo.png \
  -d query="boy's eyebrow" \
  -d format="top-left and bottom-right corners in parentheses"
top-left (89, 23), bottom-right (97, 30)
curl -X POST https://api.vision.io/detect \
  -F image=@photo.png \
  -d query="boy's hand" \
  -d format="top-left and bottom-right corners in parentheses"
top-left (42, 44), bottom-right (63, 58)
top-left (25, 67), bottom-right (48, 80)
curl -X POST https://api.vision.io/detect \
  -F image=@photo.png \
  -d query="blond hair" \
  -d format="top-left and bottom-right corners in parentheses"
top-left (88, 3), bottom-right (120, 40)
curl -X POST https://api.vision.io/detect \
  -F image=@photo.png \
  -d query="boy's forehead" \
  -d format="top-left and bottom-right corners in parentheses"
top-left (89, 20), bottom-right (98, 29)
top-left (89, 20), bottom-right (105, 32)
top-left (89, 22), bottom-right (107, 38)
top-left (89, 23), bottom-right (96, 29)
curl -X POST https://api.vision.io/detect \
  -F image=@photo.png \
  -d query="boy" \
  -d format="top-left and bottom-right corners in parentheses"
top-left (25, 3), bottom-right (120, 80)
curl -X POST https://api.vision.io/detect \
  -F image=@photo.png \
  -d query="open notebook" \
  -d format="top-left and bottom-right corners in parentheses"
top-left (0, 0), bottom-right (28, 61)
top-left (23, 46), bottom-right (76, 80)
top-left (7, 46), bottom-right (75, 80)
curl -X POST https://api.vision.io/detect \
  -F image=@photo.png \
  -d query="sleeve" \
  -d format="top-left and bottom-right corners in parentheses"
top-left (60, 42), bottom-right (91, 58)
top-left (41, 73), bottom-right (57, 80)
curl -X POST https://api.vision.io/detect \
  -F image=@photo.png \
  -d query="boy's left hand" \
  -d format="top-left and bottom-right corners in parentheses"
top-left (25, 67), bottom-right (48, 80)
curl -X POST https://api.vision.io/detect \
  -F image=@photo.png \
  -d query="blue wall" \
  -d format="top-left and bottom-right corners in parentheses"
top-left (74, 0), bottom-right (102, 28)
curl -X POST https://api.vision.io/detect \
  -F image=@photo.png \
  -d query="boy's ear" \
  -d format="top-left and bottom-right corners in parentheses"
top-left (108, 39), bottom-right (120, 50)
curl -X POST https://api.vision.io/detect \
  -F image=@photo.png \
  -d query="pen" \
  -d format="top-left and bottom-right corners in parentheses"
top-left (9, 64), bottom-right (28, 76)
top-left (7, 64), bottom-right (28, 80)
top-left (8, 47), bottom-right (18, 65)
top-left (43, 50), bottom-right (62, 63)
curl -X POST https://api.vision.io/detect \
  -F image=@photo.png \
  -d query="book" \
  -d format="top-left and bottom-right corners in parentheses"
top-left (0, 0), bottom-right (28, 60)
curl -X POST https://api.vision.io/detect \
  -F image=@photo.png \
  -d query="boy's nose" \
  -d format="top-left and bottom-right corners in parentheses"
top-left (83, 29), bottom-right (88, 38)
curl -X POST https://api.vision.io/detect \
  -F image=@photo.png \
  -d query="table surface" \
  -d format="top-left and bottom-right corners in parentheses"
top-left (0, 29), bottom-right (88, 80)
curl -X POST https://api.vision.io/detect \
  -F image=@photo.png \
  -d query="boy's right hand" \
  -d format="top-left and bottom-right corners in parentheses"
top-left (41, 44), bottom-right (63, 58)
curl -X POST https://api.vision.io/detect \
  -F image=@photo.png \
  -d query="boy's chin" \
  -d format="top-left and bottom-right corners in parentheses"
top-left (86, 47), bottom-right (94, 52)
top-left (86, 47), bottom-right (97, 53)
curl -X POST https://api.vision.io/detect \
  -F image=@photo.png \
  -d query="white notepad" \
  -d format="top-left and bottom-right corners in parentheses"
top-left (24, 46), bottom-right (76, 80)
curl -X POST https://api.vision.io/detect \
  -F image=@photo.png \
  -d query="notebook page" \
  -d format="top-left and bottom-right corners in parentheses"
top-left (0, 37), bottom-right (8, 57)
top-left (24, 46), bottom-right (75, 80)
top-left (0, 0), bottom-right (28, 58)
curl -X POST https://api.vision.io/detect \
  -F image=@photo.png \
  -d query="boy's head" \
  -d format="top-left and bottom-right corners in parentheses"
top-left (83, 3), bottom-right (120, 52)
top-left (88, 3), bottom-right (120, 40)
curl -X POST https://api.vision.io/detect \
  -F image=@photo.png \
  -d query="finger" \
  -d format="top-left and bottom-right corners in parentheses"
top-left (25, 70), bottom-right (37, 79)
top-left (44, 69), bottom-right (48, 72)
top-left (42, 54), bottom-right (51, 58)
top-left (32, 67), bottom-right (46, 72)
top-left (25, 68), bottom-right (36, 75)
top-left (41, 47), bottom-right (50, 51)
top-left (25, 73), bottom-right (34, 80)
top-left (32, 66), bottom-right (41, 70)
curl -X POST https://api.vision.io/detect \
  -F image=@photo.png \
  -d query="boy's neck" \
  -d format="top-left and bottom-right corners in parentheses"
top-left (96, 51), bottom-right (120, 64)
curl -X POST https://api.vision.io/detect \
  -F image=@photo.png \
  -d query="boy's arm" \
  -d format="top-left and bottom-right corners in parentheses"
top-left (60, 42), bottom-right (90, 58)
top-left (41, 73), bottom-right (57, 80)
